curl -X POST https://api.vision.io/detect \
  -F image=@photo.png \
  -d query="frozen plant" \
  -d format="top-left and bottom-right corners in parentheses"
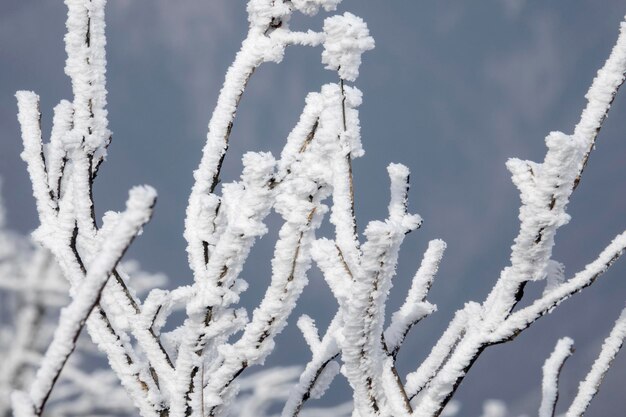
top-left (0, 182), bottom-right (168, 417)
top-left (8, 0), bottom-right (626, 417)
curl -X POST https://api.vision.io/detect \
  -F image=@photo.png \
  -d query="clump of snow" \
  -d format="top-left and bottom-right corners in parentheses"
top-left (247, 0), bottom-right (291, 29)
top-left (322, 13), bottom-right (374, 81)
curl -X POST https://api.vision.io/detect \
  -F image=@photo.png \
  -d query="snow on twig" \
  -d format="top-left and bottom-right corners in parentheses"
top-left (539, 337), bottom-right (574, 417)
top-left (10, 2), bottom-right (626, 417)
top-left (566, 307), bottom-right (626, 417)
top-left (21, 187), bottom-right (156, 416)
top-left (409, 15), bottom-right (626, 416)
top-left (491, 231), bottom-right (626, 342)
top-left (385, 239), bottom-right (445, 355)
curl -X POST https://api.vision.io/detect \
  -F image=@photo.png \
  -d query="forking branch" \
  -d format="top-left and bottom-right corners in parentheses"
top-left (8, 1), bottom-right (626, 417)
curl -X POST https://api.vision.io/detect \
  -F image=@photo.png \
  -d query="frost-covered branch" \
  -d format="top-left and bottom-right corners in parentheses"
top-left (281, 315), bottom-right (341, 417)
top-left (10, 1), bottom-right (626, 417)
top-left (15, 1), bottom-right (170, 413)
top-left (184, 0), bottom-right (330, 281)
top-left (14, 187), bottom-right (156, 417)
top-left (404, 304), bottom-right (472, 400)
top-left (0, 184), bottom-right (164, 417)
top-left (407, 15), bottom-right (626, 416)
top-left (573, 19), bottom-right (626, 188)
top-left (490, 232), bottom-right (626, 343)
top-left (340, 164), bottom-right (421, 417)
top-left (385, 240), bottom-right (444, 356)
top-left (539, 337), bottom-right (574, 417)
top-left (565, 307), bottom-right (626, 417)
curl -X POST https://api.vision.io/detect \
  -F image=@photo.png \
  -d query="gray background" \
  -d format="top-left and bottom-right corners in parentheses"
top-left (1, 1), bottom-right (625, 415)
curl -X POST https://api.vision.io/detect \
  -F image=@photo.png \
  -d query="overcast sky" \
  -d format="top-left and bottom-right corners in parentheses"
top-left (1, 1), bottom-right (626, 416)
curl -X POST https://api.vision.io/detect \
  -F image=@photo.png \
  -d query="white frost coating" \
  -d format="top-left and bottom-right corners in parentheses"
top-left (340, 164), bottom-right (420, 417)
top-left (1, 185), bottom-right (164, 417)
top-left (185, 0), bottom-right (327, 286)
top-left (16, 91), bottom-right (56, 224)
top-left (277, 91), bottom-right (325, 177)
top-left (282, 314), bottom-right (342, 417)
top-left (246, 0), bottom-right (291, 29)
top-left (505, 131), bottom-right (584, 284)
top-left (278, 80), bottom-right (374, 417)
top-left (27, 186), bottom-right (156, 414)
top-left (173, 152), bottom-right (277, 417)
top-left (10, 391), bottom-right (36, 417)
top-left (387, 163), bottom-right (411, 222)
top-left (309, 360), bottom-right (340, 400)
top-left (479, 14), bottom-right (626, 330)
top-left (492, 230), bottom-right (626, 342)
top-left (47, 100), bottom-right (73, 199)
top-left (272, 29), bottom-right (325, 49)
top-left (482, 130), bottom-right (588, 325)
top-left (539, 337), bottom-right (574, 417)
top-left (410, 228), bottom-right (626, 415)
top-left (64, 0), bottom-right (110, 156)
top-left (180, 76), bottom-right (368, 416)
top-left (408, 302), bottom-right (482, 413)
top-left (381, 359), bottom-right (411, 417)
top-left (298, 315), bottom-right (321, 351)
top-left (12, 2), bottom-right (626, 417)
top-left (386, 164), bottom-right (422, 232)
top-left (322, 13), bottom-right (375, 81)
top-left (543, 260), bottom-right (566, 296)
top-left (201, 157), bottom-right (326, 415)
top-left (311, 238), bottom-right (353, 308)
top-left (385, 239), bottom-right (445, 353)
top-left (42, 1), bottom-right (171, 410)
top-left (293, 0), bottom-right (341, 16)
top-left (326, 83), bottom-right (365, 272)
top-left (406, 17), bottom-right (626, 416)
top-left (566, 307), bottom-right (626, 417)
top-left (184, 32), bottom-right (269, 281)
top-left (574, 17), bottom-right (626, 148)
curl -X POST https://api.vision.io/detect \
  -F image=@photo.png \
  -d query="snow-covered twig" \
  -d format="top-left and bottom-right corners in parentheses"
top-left (407, 16), bottom-right (626, 416)
top-left (0, 181), bottom-right (163, 417)
top-left (10, 1), bottom-right (626, 417)
top-left (565, 307), bottom-right (626, 417)
top-left (539, 337), bottom-right (574, 417)
top-left (15, 187), bottom-right (156, 416)
top-left (491, 232), bottom-right (626, 343)
top-left (281, 314), bottom-right (341, 417)
top-left (16, 1), bottom-right (174, 413)
top-left (341, 164), bottom-right (421, 417)
top-left (385, 239), bottom-right (444, 356)
top-left (405, 304), bottom-right (472, 400)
